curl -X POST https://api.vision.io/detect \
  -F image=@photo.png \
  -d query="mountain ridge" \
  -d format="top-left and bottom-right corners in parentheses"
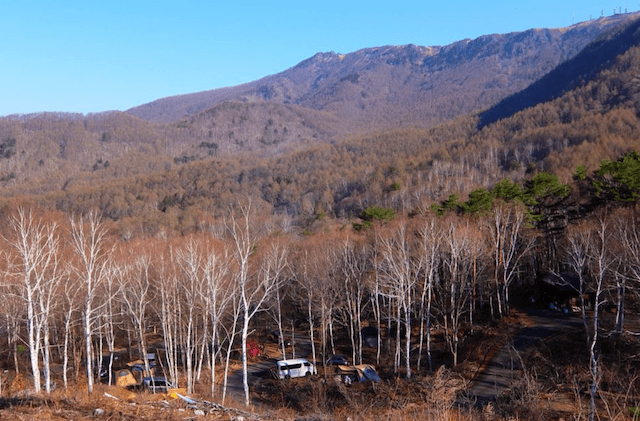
top-left (126, 13), bottom-right (638, 130)
top-left (1, 13), bottom-right (640, 206)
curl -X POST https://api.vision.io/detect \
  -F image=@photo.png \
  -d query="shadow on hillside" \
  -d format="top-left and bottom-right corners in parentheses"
top-left (478, 15), bottom-right (640, 128)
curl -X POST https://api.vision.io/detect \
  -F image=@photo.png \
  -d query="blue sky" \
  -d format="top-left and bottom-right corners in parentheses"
top-left (0, 1), bottom-right (631, 116)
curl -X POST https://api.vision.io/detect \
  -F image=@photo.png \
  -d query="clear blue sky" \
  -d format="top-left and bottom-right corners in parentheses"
top-left (0, 1), bottom-right (630, 116)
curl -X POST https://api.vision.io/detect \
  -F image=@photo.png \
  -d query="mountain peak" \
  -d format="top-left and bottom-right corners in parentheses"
top-left (293, 52), bottom-right (342, 71)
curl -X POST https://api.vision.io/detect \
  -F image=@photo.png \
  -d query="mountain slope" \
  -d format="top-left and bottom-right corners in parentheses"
top-left (126, 13), bottom-right (639, 133)
top-left (3, 14), bottom-right (640, 208)
top-left (0, 100), bottom-right (342, 196)
top-left (479, 13), bottom-right (640, 127)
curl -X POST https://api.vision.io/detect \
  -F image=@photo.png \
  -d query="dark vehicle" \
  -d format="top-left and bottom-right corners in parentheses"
top-left (142, 376), bottom-right (174, 393)
top-left (326, 354), bottom-right (349, 366)
top-left (98, 354), bottom-right (120, 379)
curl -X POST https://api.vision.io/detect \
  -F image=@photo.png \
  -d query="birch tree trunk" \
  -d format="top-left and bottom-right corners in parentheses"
top-left (70, 212), bottom-right (112, 394)
top-left (418, 217), bottom-right (440, 372)
top-left (7, 209), bottom-right (62, 393)
top-left (227, 204), bottom-right (281, 407)
top-left (203, 246), bottom-right (231, 398)
top-left (377, 221), bottom-right (416, 379)
top-left (586, 217), bottom-right (612, 421)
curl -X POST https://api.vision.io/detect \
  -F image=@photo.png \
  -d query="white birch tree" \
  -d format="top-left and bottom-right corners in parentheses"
top-left (157, 257), bottom-right (181, 389)
top-left (69, 212), bottom-right (112, 394)
top-left (119, 254), bottom-right (155, 376)
top-left (440, 217), bottom-right (476, 366)
top-left (202, 243), bottom-right (232, 398)
top-left (417, 216), bottom-right (441, 372)
top-left (337, 238), bottom-right (368, 365)
top-left (5, 208), bottom-right (62, 393)
top-left (486, 202), bottom-right (534, 318)
top-left (175, 239), bottom-right (206, 394)
top-left (227, 204), bottom-right (280, 406)
top-left (585, 216), bottom-right (614, 421)
top-left (377, 221), bottom-right (416, 378)
top-left (61, 274), bottom-right (81, 389)
top-left (567, 215), bottom-right (614, 421)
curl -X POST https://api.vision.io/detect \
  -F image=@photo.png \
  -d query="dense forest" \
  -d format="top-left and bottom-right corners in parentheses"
top-left (1, 154), bottom-right (639, 419)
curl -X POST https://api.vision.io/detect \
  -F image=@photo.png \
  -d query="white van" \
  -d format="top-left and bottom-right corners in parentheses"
top-left (276, 358), bottom-right (316, 379)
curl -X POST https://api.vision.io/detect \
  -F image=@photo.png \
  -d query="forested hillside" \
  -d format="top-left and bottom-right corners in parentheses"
top-left (0, 102), bottom-right (340, 195)
top-left (1, 160), bottom-right (639, 419)
top-left (479, 12), bottom-right (640, 126)
top-left (0, 13), bottom-right (637, 204)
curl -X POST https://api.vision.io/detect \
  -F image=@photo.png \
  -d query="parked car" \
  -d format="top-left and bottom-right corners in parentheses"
top-left (275, 358), bottom-right (316, 379)
top-left (142, 376), bottom-right (174, 393)
top-left (334, 364), bottom-right (381, 385)
top-left (325, 354), bottom-right (349, 366)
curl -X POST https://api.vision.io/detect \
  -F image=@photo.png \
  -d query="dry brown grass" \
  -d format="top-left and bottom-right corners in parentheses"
top-left (0, 382), bottom-right (266, 420)
top-left (252, 366), bottom-right (492, 421)
top-left (0, 361), bottom-right (634, 420)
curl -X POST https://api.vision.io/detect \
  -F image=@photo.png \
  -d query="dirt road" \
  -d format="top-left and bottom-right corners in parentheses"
top-left (457, 308), bottom-right (584, 407)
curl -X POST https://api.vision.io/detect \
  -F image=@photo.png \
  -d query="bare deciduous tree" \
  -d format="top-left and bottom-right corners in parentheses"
top-left (293, 243), bottom-right (333, 369)
top-left (377, 221), bottom-right (417, 378)
top-left (157, 256), bottom-right (181, 389)
top-left (440, 217), bottom-right (477, 366)
top-left (612, 208), bottom-right (639, 334)
top-left (262, 239), bottom-right (289, 360)
top-left (202, 243), bottom-right (232, 398)
top-left (568, 215), bottom-right (614, 421)
top-left (417, 216), bottom-right (441, 372)
top-left (336, 237), bottom-right (369, 365)
top-left (69, 212), bottom-right (112, 394)
top-left (5, 209), bottom-right (62, 393)
top-left (486, 202), bottom-right (534, 318)
top-left (61, 273), bottom-right (81, 389)
top-left (227, 204), bottom-right (280, 406)
top-left (175, 239), bottom-right (206, 394)
top-left (120, 253), bottom-right (155, 377)
top-left (585, 216), bottom-right (614, 421)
